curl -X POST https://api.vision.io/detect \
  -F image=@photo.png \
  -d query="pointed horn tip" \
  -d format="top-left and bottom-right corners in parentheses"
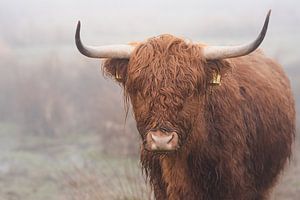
top-left (262, 10), bottom-right (271, 32)
top-left (265, 10), bottom-right (271, 23)
top-left (76, 20), bottom-right (81, 30)
top-left (268, 9), bottom-right (272, 16)
top-left (267, 10), bottom-right (271, 19)
top-left (75, 20), bottom-right (81, 44)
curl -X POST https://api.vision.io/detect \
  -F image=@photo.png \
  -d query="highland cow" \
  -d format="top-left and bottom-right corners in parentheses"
top-left (75, 10), bottom-right (295, 200)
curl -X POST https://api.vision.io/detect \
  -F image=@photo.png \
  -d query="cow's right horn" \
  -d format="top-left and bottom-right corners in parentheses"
top-left (75, 21), bottom-right (134, 59)
top-left (202, 10), bottom-right (271, 60)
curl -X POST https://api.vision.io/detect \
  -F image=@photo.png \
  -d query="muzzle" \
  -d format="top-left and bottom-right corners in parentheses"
top-left (145, 128), bottom-right (179, 152)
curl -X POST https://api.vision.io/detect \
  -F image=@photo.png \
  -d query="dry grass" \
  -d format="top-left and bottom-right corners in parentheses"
top-left (62, 158), bottom-right (154, 200)
top-left (272, 140), bottom-right (300, 200)
top-left (59, 135), bottom-right (300, 200)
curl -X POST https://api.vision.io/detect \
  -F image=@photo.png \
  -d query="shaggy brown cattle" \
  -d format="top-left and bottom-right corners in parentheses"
top-left (75, 10), bottom-right (295, 200)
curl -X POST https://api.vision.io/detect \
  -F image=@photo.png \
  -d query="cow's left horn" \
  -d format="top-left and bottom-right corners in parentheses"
top-left (202, 10), bottom-right (271, 60)
top-left (75, 21), bottom-right (134, 59)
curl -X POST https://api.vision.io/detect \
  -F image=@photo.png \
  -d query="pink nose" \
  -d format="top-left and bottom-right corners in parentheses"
top-left (146, 130), bottom-right (179, 151)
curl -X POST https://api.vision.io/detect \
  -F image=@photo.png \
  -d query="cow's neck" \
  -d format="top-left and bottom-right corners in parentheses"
top-left (160, 153), bottom-right (198, 199)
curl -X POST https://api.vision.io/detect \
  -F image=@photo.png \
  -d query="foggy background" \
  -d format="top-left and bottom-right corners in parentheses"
top-left (0, 0), bottom-right (299, 199)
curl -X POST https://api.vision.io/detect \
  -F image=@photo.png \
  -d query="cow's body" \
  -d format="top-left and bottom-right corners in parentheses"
top-left (135, 47), bottom-right (295, 200)
top-left (101, 36), bottom-right (295, 199)
top-left (76, 12), bottom-right (295, 199)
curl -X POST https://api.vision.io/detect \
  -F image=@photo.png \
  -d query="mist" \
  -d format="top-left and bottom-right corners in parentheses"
top-left (0, 0), bottom-right (299, 199)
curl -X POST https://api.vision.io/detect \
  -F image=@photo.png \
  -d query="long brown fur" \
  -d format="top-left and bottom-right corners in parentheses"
top-left (102, 34), bottom-right (295, 200)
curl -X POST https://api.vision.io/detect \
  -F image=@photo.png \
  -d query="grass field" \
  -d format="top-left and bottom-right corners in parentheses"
top-left (0, 123), bottom-right (299, 200)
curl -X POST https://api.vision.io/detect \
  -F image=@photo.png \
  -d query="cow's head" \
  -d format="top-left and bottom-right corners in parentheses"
top-left (75, 11), bottom-right (271, 153)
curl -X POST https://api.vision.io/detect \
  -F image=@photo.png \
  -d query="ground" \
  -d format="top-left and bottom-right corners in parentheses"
top-left (0, 123), bottom-right (298, 200)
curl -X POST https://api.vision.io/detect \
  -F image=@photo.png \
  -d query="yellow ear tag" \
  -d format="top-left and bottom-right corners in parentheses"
top-left (211, 71), bottom-right (221, 86)
top-left (115, 68), bottom-right (122, 81)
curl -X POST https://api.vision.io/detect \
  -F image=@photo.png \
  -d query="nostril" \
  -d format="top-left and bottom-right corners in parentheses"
top-left (167, 134), bottom-right (174, 143)
top-left (151, 133), bottom-right (173, 144)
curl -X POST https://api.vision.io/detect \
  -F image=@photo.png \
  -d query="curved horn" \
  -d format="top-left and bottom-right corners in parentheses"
top-left (202, 10), bottom-right (271, 60)
top-left (75, 21), bottom-right (134, 59)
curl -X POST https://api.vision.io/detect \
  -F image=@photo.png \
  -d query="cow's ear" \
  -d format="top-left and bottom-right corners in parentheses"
top-left (102, 58), bottom-right (129, 84)
top-left (205, 60), bottom-right (231, 85)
